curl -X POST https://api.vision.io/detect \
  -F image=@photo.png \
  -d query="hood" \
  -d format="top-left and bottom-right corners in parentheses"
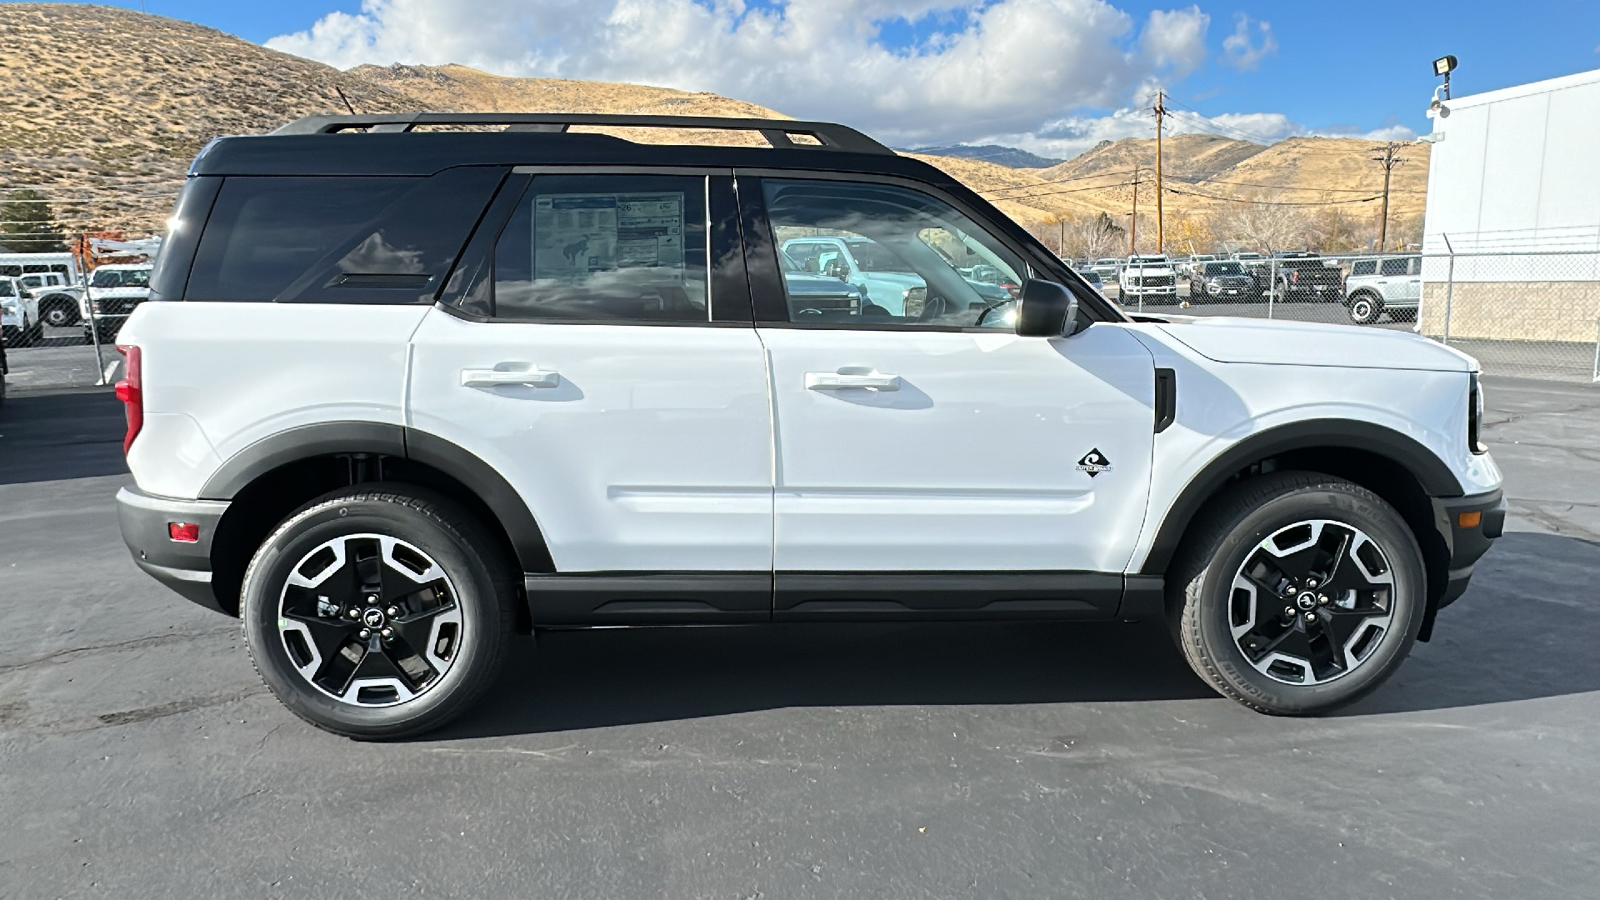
top-left (860, 272), bottom-right (924, 289)
top-left (1125, 266), bottom-right (1175, 277)
top-left (786, 273), bottom-right (861, 296)
top-left (1151, 316), bottom-right (1477, 373)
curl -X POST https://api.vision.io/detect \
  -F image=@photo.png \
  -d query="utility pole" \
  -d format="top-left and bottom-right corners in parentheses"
top-left (1370, 142), bottom-right (1408, 252)
top-left (1154, 90), bottom-right (1166, 254)
top-left (1129, 169), bottom-right (1141, 254)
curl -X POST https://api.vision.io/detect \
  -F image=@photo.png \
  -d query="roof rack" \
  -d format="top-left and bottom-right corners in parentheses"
top-left (271, 113), bottom-right (892, 154)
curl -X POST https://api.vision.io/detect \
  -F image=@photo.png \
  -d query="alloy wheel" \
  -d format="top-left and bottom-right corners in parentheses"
top-left (1228, 519), bottom-right (1395, 686)
top-left (277, 533), bottom-right (465, 707)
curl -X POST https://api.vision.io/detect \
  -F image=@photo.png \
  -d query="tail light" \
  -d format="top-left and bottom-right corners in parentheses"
top-left (114, 345), bottom-right (142, 453)
top-left (1290, 270), bottom-right (1300, 283)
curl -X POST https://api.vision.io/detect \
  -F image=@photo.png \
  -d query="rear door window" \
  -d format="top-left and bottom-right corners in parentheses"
top-left (488, 174), bottom-right (709, 323)
top-left (1380, 258), bottom-right (1409, 277)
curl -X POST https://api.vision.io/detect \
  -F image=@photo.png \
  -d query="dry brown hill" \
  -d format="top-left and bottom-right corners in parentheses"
top-left (1034, 133), bottom-right (1268, 183)
top-left (0, 3), bottom-right (1428, 250)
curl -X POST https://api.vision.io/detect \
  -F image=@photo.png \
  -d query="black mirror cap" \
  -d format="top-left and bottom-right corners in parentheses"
top-left (1016, 278), bottom-right (1078, 337)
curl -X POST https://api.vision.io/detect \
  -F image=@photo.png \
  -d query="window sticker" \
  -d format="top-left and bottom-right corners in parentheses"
top-left (533, 192), bottom-right (686, 282)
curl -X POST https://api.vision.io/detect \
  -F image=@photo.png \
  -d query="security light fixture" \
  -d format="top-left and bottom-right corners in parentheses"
top-left (1433, 55), bottom-right (1458, 99)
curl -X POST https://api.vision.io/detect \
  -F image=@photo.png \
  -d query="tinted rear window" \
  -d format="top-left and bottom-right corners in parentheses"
top-left (186, 168), bottom-right (503, 303)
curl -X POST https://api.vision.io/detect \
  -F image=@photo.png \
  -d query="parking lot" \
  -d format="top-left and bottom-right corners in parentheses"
top-left (1, 380), bottom-right (1598, 898)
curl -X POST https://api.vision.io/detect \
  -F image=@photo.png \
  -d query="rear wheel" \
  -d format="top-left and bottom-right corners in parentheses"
top-left (1348, 293), bottom-right (1383, 324)
top-left (41, 297), bottom-right (78, 327)
top-left (1168, 472), bottom-right (1426, 715)
top-left (241, 486), bottom-right (518, 739)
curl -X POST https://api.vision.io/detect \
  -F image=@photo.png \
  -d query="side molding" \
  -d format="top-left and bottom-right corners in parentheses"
top-left (1139, 419), bottom-right (1463, 576)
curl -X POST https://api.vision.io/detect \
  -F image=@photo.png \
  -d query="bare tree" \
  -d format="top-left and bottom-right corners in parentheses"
top-left (1211, 193), bottom-right (1313, 254)
top-left (1058, 212), bottom-right (1125, 261)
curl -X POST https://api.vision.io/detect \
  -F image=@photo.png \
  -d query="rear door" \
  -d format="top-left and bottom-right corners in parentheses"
top-left (406, 170), bottom-right (774, 610)
top-left (740, 175), bottom-right (1156, 618)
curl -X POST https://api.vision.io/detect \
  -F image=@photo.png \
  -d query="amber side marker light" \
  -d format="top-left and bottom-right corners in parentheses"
top-left (1458, 511), bottom-right (1482, 529)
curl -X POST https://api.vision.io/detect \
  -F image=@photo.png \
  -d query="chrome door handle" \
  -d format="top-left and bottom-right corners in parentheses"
top-left (461, 366), bottom-right (560, 388)
top-left (805, 371), bottom-right (901, 391)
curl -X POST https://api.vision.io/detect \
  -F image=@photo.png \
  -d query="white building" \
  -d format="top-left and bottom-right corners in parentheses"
top-left (1420, 67), bottom-right (1600, 343)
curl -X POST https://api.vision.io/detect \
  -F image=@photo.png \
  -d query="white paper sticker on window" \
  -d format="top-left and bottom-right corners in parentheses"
top-left (533, 192), bottom-right (685, 282)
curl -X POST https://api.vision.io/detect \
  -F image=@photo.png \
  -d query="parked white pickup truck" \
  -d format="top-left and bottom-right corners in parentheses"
top-left (1118, 254), bottom-right (1178, 302)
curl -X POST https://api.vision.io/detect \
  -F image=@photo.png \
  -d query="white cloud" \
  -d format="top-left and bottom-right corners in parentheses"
top-left (266, 0), bottom-right (1213, 147)
top-left (1221, 13), bottom-right (1276, 71)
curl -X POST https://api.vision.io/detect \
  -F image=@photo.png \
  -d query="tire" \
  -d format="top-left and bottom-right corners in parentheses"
top-left (1348, 293), bottom-right (1383, 325)
top-left (1167, 471), bottom-right (1427, 716)
top-left (241, 485), bottom-right (518, 739)
top-left (41, 297), bottom-right (78, 327)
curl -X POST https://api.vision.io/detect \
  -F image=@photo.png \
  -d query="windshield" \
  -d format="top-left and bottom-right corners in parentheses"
top-left (1205, 262), bottom-right (1245, 276)
top-left (1234, 253), bottom-right (1262, 260)
top-left (92, 269), bottom-right (150, 288)
top-left (846, 241), bottom-right (917, 274)
top-left (1129, 257), bottom-right (1168, 267)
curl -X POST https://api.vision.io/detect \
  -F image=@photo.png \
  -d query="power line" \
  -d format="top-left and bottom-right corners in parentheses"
top-left (1196, 177), bottom-right (1426, 195)
top-left (978, 169), bottom-right (1137, 200)
top-left (1164, 186), bottom-right (1381, 206)
top-left (983, 179), bottom-right (1137, 204)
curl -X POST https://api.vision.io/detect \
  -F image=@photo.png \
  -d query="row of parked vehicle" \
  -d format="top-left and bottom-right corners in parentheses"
top-left (0, 263), bottom-right (153, 346)
top-left (1071, 251), bottom-right (1421, 324)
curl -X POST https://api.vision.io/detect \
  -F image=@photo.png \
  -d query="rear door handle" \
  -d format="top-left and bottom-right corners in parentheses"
top-left (461, 366), bottom-right (560, 388)
top-left (805, 371), bottom-right (900, 391)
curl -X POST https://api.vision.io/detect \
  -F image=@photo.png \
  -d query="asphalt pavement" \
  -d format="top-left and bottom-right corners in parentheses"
top-left (1, 381), bottom-right (1598, 898)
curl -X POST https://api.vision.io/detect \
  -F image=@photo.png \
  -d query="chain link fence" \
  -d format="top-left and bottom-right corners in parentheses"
top-left (1, 244), bottom-right (146, 393)
top-left (1102, 250), bottom-right (1600, 384)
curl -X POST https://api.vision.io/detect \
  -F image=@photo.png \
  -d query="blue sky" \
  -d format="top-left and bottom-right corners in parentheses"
top-left (77, 0), bottom-right (1600, 154)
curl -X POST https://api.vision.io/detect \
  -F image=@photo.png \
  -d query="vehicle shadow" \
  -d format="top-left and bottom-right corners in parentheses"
top-left (443, 531), bottom-right (1600, 739)
top-left (440, 619), bottom-right (1213, 739)
top-left (0, 388), bottom-right (128, 485)
top-left (1353, 530), bottom-right (1600, 714)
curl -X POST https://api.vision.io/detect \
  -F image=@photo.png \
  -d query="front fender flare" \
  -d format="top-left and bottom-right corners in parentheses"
top-left (1138, 418), bottom-right (1462, 576)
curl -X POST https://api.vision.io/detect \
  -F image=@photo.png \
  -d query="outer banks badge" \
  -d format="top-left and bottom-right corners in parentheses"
top-left (1077, 449), bottom-right (1112, 478)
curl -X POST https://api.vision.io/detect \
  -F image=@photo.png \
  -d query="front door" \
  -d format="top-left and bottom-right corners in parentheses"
top-left (741, 175), bottom-right (1157, 616)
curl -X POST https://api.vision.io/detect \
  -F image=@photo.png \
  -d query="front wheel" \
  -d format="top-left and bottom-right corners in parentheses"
top-left (1168, 472), bottom-right (1426, 715)
top-left (241, 486), bottom-right (518, 739)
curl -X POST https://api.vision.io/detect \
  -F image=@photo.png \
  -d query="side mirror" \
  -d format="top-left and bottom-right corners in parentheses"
top-left (1015, 278), bottom-right (1078, 338)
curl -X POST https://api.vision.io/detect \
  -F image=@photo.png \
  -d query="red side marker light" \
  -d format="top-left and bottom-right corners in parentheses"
top-left (168, 522), bottom-right (199, 543)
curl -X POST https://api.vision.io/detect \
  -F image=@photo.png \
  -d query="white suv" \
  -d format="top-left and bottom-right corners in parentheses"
top-left (1345, 256), bottom-right (1422, 325)
top-left (115, 113), bottom-right (1505, 738)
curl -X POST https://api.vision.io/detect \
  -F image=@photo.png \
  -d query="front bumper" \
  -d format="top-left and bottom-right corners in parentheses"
top-left (116, 486), bottom-right (231, 614)
top-left (1434, 488), bottom-right (1506, 609)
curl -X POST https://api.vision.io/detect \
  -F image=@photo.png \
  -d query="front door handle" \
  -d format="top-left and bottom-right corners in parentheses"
top-left (461, 366), bottom-right (560, 388)
top-left (805, 370), bottom-right (901, 391)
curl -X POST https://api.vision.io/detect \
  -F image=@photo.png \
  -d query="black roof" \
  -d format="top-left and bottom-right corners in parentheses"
top-left (190, 113), bottom-right (955, 185)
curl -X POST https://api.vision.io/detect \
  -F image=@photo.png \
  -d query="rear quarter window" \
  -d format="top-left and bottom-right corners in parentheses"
top-left (185, 168), bottom-right (504, 303)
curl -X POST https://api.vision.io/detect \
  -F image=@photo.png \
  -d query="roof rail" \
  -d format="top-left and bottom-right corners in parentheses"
top-left (271, 113), bottom-right (892, 154)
